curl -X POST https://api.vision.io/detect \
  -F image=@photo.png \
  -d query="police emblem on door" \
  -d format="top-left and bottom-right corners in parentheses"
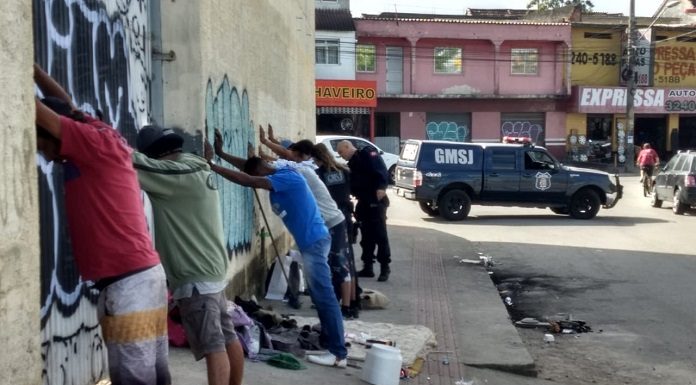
top-left (535, 172), bottom-right (552, 191)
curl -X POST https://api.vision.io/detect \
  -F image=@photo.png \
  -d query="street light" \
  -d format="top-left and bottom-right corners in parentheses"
top-left (625, 0), bottom-right (680, 171)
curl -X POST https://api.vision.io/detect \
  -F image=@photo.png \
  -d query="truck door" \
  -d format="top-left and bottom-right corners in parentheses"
top-left (519, 149), bottom-right (568, 202)
top-left (482, 148), bottom-right (520, 201)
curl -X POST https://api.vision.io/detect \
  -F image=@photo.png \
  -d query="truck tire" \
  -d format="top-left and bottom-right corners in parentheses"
top-left (569, 189), bottom-right (600, 219)
top-left (673, 187), bottom-right (688, 215)
top-left (438, 190), bottom-right (471, 221)
top-left (419, 201), bottom-right (440, 217)
top-left (650, 187), bottom-right (662, 208)
top-left (550, 207), bottom-right (569, 215)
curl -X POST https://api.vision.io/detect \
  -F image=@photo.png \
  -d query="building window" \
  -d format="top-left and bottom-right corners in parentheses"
top-left (584, 32), bottom-right (612, 39)
top-left (316, 39), bottom-right (340, 64)
top-left (511, 48), bottom-right (538, 75)
top-left (434, 47), bottom-right (462, 74)
top-left (356, 44), bottom-right (376, 72)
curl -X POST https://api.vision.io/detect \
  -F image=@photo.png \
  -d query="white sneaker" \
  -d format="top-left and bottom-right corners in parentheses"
top-left (307, 353), bottom-right (347, 368)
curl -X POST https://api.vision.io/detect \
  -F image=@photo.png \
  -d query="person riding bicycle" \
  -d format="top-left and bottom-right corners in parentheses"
top-left (636, 143), bottom-right (660, 183)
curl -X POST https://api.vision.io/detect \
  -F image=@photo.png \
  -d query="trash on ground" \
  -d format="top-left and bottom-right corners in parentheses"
top-left (543, 333), bottom-right (555, 343)
top-left (504, 297), bottom-right (513, 306)
top-left (455, 379), bottom-right (474, 385)
top-left (458, 258), bottom-right (482, 265)
top-left (544, 313), bottom-right (592, 333)
top-left (515, 317), bottom-right (551, 329)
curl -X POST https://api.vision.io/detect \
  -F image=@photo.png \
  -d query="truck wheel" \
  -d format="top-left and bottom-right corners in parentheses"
top-left (569, 189), bottom-right (600, 219)
top-left (650, 187), bottom-right (662, 208)
top-left (388, 165), bottom-right (396, 185)
top-left (438, 190), bottom-right (471, 221)
top-left (419, 201), bottom-right (440, 217)
top-left (673, 187), bottom-right (688, 215)
top-left (550, 207), bottom-right (569, 215)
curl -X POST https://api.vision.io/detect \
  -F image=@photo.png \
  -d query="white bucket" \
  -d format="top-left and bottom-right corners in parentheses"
top-left (360, 344), bottom-right (403, 385)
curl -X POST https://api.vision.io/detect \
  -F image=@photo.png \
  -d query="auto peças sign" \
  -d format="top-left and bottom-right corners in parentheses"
top-left (577, 86), bottom-right (696, 114)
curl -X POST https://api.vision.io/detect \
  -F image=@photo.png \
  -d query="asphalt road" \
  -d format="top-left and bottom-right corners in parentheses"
top-left (387, 175), bottom-right (695, 385)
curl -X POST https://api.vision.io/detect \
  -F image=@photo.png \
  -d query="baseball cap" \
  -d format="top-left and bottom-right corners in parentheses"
top-left (137, 125), bottom-right (184, 158)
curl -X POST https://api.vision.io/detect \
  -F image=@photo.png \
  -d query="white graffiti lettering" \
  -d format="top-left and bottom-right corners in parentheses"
top-left (34, 0), bottom-right (150, 382)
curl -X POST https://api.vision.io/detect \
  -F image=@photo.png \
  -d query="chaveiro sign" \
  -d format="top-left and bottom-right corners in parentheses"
top-left (577, 86), bottom-right (696, 114)
top-left (315, 80), bottom-right (377, 107)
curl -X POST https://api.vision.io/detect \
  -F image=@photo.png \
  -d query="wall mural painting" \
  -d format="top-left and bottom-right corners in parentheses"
top-left (426, 121), bottom-right (470, 142)
top-left (501, 121), bottom-right (545, 144)
top-left (205, 76), bottom-right (255, 255)
top-left (33, 0), bottom-right (151, 383)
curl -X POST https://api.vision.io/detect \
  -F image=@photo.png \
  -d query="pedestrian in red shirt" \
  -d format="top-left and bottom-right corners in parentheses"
top-left (636, 143), bottom-right (660, 183)
top-left (34, 64), bottom-right (170, 385)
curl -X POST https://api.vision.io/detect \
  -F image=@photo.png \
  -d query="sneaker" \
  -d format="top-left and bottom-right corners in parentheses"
top-left (307, 353), bottom-right (347, 368)
top-left (341, 306), bottom-right (354, 320)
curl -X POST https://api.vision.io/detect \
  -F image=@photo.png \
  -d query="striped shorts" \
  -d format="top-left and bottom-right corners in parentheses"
top-left (98, 264), bottom-right (170, 385)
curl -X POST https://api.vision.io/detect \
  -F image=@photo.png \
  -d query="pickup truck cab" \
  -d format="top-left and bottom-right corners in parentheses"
top-left (395, 140), bottom-right (622, 220)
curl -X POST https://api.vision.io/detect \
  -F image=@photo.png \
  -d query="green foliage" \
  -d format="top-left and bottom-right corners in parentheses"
top-left (527, 0), bottom-right (594, 12)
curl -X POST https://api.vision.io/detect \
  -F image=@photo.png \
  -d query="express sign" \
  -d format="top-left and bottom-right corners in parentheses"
top-left (576, 86), bottom-right (696, 114)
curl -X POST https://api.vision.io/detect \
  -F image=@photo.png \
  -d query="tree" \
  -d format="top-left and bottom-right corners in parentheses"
top-left (527, 0), bottom-right (594, 12)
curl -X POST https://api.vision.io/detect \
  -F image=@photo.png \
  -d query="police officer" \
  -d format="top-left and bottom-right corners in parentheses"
top-left (336, 140), bottom-right (391, 282)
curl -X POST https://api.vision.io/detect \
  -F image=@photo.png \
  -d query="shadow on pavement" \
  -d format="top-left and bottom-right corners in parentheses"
top-left (421, 215), bottom-right (670, 226)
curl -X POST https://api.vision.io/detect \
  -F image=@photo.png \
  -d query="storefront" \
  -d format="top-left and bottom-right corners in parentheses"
top-left (568, 86), bottom-right (696, 165)
top-left (315, 79), bottom-right (377, 139)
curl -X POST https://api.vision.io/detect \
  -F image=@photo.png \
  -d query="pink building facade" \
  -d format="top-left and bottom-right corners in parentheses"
top-left (355, 14), bottom-right (572, 158)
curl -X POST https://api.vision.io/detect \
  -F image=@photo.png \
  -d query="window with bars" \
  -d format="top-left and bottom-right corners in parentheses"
top-left (434, 47), bottom-right (462, 74)
top-left (356, 44), bottom-right (376, 72)
top-left (316, 39), bottom-right (340, 64)
top-left (511, 48), bottom-right (539, 75)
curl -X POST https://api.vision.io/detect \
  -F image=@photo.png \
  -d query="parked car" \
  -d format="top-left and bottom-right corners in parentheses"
top-left (395, 139), bottom-right (622, 220)
top-left (315, 135), bottom-right (399, 183)
top-left (651, 150), bottom-right (696, 214)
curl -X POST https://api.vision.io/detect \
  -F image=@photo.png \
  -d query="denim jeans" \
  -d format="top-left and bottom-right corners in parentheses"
top-left (301, 234), bottom-right (347, 359)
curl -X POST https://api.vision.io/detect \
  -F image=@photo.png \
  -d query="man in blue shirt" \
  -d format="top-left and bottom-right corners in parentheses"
top-left (206, 133), bottom-right (347, 368)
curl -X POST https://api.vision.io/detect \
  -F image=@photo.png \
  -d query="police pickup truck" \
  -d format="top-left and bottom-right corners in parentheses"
top-left (395, 140), bottom-right (622, 220)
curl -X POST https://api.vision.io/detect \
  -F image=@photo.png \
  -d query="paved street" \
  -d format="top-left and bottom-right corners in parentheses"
top-left (169, 174), bottom-right (694, 385)
top-left (389, 174), bottom-right (695, 385)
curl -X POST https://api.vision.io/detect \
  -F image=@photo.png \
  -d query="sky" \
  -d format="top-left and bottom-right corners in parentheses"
top-left (350, 0), bottom-right (665, 18)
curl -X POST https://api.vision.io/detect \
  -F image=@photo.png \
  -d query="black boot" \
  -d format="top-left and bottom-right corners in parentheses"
top-left (377, 264), bottom-right (390, 282)
top-left (357, 264), bottom-right (375, 278)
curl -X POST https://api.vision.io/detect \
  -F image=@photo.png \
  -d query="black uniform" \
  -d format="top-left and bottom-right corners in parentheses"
top-left (347, 146), bottom-right (391, 270)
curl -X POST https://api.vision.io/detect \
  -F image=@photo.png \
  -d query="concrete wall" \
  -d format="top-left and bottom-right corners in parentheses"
top-left (316, 30), bottom-right (357, 80)
top-left (0, 0), bottom-right (41, 383)
top-left (160, 0), bottom-right (316, 295)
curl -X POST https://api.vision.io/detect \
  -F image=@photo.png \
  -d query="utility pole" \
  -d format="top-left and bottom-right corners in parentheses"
top-left (625, 0), bottom-right (636, 172)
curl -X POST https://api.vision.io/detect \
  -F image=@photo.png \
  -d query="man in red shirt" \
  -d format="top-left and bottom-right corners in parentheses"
top-left (636, 143), bottom-right (660, 183)
top-left (34, 64), bottom-right (170, 385)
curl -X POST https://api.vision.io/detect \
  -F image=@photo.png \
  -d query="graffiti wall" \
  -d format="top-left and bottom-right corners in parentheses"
top-left (33, 0), bottom-right (151, 383)
top-left (205, 76), bottom-right (255, 254)
top-left (501, 113), bottom-right (546, 144)
top-left (425, 113), bottom-right (471, 142)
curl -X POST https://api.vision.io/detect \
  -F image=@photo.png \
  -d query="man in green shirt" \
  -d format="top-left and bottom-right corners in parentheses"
top-left (133, 126), bottom-right (244, 385)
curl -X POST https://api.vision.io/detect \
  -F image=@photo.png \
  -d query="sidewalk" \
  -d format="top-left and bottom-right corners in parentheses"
top-left (168, 223), bottom-right (543, 385)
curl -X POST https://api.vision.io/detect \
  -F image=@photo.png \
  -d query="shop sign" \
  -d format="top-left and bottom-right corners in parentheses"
top-left (315, 80), bottom-right (377, 107)
top-left (654, 45), bottom-right (696, 85)
top-left (620, 28), bottom-right (652, 86)
top-left (577, 86), bottom-right (696, 114)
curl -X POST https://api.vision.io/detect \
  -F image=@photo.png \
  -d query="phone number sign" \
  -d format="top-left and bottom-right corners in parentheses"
top-left (577, 87), bottom-right (696, 114)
